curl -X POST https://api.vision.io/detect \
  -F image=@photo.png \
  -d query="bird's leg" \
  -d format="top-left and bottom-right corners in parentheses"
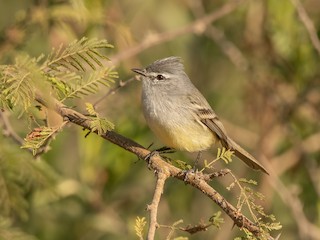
top-left (146, 144), bottom-right (175, 154)
top-left (182, 151), bottom-right (202, 182)
top-left (143, 150), bottom-right (159, 169)
top-left (193, 151), bottom-right (202, 171)
top-left (144, 146), bottom-right (175, 167)
top-left (155, 146), bottom-right (175, 154)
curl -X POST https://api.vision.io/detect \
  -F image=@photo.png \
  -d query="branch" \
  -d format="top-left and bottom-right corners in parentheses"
top-left (109, 0), bottom-right (246, 65)
top-left (187, 0), bottom-right (249, 72)
top-left (34, 93), bottom-right (275, 239)
top-left (264, 157), bottom-right (320, 240)
top-left (0, 110), bottom-right (24, 145)
top-left (290, 0), bottom-right (320, 56)
top-left (147, 170), bottom-right (169, 240)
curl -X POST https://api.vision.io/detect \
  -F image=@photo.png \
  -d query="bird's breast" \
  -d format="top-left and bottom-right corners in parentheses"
top-left (142, 92), bottom-right (216, 152)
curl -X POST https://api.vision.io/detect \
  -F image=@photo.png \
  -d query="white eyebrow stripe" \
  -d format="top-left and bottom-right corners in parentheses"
top-left (150, 72), bottom-right (171, 79)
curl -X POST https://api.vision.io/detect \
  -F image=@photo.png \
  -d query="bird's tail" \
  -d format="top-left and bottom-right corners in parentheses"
top-left (225, 137), bottom-right (269, 174)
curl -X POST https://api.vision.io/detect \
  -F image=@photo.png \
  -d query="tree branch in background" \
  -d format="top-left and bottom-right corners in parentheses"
top-left (263, 157), bottom-right (320, 240)
top-left (109, 0), bottom-right (246, 66)
top-left (93, 77), bottom-right (137, 110)
top-left (0, 110), bottom-right (24, 145)
top-left (290, 0), bottom-right (320, 56)
top-left (187, 0), bottom-right (249, 72)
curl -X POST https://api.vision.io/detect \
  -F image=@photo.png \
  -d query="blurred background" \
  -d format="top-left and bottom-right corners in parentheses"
top-left (0, 0), bottom-right (320, 239)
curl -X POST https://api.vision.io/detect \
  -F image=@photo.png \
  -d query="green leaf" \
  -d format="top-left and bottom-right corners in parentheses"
top-left (59, 67), bottom-right (117, 101)
top-left (21, 126), bottom-right (60, 155)
top-left (0, 217), bottom-right (38, 240)
top-left (209, 211), bottom-right (224, 228)
top-left (239, 178), bottom-right (258, 186)
top-left (85, 103), bottom-right (114, 135)
top-left (89, 117), bottom-right (114, 135)
top-left (216, 147), bottom-right (234, 164)
top-left (43, 37), bottom-right (113, 72)
top-left (0, 138), bottom-right (58, 221)
top-left (85, 102), bottom-right (97, 116)
top-left (0, 55), bottom-right (42, 110)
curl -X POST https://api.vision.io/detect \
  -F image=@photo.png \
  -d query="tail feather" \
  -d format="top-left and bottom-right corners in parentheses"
top-left (225, 137), bottom-right (269, 174)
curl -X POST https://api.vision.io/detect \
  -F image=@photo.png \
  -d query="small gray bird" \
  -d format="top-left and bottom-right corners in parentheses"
top-left (132, 57), bottom-right (268, 174)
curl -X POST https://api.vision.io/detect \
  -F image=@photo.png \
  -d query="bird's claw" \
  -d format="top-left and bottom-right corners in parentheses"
top-left (182, 168), bottom-right (197, 182)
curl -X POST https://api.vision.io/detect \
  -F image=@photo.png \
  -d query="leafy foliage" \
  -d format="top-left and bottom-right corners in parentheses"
top-left (22, 126), bottom-right (64, 155)
top-left (43, 38), bottom-right (113, 72)
top-left (59, 67), bottom-right (117, 101)
top-left (226, 172), bottom-right (282, 239)
top-left (42, 38), bottom-right (118, 101)
top-left (0, 37), bottom-right (117, 112)
top-left (209, 211), bottom-right (224, 229)
top-left (86, 103), bottom-right (114, 135)
top-left (200, 147), bottom-right (234, 172)
top-left (0, 55), bottom-right (44, 110)
top-left (0, 217), bottom-right (37, 240)
top-left (0, 137), bottom-right (58, 221)
top-left (0, 37), bottom-right (117, 154)
top-left (199, 150), bottom-right (282, 239)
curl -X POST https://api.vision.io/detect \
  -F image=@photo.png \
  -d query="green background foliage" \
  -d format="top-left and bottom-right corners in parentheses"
top-left (0, 0), bottom-right (319, 239)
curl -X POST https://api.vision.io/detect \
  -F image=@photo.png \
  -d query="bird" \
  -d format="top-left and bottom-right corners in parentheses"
top-left (132, 56), bottom-right (268, 174)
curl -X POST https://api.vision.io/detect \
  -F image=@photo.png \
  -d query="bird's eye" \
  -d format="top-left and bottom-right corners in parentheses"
top-left (156, 74), bottom-right (165, 80)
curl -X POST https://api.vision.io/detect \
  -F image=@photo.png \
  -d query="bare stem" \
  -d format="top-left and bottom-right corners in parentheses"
top-left (93, 77), bottom-right (136, 110)
top-left (147, 170), bottom-right (169, 240)
top-left (0, 110), bottom-right (24, 145)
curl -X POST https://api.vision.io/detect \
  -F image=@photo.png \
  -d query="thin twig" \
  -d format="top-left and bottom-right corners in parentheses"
top-left (290, 0), bottom-right (320, 56)
top-left (305, 160), bottom-right (320, 197)
top-left (93, 77), bottom-right (137, 109)
top-left (0, 110), bottom-right (24, 145)
top-left (205, 27), bottom-right (249, 71)
top-left (147, 170), bottom-right (169, 240)
top-left (229, 171), bottom-right (258, 223)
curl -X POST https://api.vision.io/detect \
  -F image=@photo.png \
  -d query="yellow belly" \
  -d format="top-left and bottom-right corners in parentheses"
top-left (148, 119), bottom-right (216, 152)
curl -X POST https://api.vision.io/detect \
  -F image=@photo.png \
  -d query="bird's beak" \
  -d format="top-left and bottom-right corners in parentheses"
top-left (131, 68), bottom-right (147, 77)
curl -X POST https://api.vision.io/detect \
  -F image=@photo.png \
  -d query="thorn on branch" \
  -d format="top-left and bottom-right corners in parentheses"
top-left (207, 168), bottom-right (231, 181)
top-left (84, 131), bottom-right (91, 138)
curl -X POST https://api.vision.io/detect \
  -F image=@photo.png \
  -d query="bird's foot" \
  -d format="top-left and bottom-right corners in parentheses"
top-left (182, 168), bottom-right (197, 182)
top-left (143, 150), bottom-right (159, 169)
top-left (154, 146), bottom-right (175, 154)
top-left (143, 146), bottom-right (175, 168)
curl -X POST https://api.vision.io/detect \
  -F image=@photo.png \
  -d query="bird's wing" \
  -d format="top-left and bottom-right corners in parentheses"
top-left (186, 93), bottom-right (230, 146)
top-left (187, 93), bottom-right (269, 174)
